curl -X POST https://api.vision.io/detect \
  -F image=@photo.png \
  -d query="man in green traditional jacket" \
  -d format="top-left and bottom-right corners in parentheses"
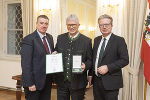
top-left (54, 14), bottom-right (92, 100)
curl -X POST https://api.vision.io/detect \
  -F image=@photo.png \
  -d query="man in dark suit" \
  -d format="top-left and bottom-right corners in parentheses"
top-left (89, 14), bottom-right (129, 100)
top-left (21, 15), bottom-right (54, 100)
top-left (54, 14), bottom-right (92, 100)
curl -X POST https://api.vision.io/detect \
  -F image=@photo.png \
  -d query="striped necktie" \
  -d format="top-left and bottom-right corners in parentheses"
top-left (43, 36), bottom-right (50, 54)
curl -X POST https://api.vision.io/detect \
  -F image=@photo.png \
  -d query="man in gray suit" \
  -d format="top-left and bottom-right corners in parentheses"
top-left (21, 15), bottom-right (54, 100)
top-left (89, 14), bottom-right (129, 100)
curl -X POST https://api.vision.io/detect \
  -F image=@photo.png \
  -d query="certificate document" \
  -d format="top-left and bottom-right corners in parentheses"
top-left (46, 53), bottom-right (63, 74)
top-left (72, 55), bottom-right (82, 73)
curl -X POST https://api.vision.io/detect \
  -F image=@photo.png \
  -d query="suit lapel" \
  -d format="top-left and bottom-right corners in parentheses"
top-left (46, 34), bottom-right (53, 53)
top-left (34, 31), bottom-right (47, 54)
top-left (102, 34), bottom-right (114, 58)
top-left (93, 36), bottom-right (102, 63)
top-left (94, 36), bottom-right (102, 54)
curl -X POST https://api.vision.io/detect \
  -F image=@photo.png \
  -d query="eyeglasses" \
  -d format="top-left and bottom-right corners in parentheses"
top-left (67, 24), bottom-right (78, 28)
top-left (99, 23), bottom-right (111, 28)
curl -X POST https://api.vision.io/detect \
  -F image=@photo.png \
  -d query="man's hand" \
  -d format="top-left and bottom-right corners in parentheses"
top-left (52, 51), bottom-right (57, 54)
top-left (81, 62), bottom-right (85, 71)
top-left (97, 65), bottom-right (108, 75)
top-left (29, 85), bottom-right (36, 91)
top-left (88, 76), bottom-right (93, 88)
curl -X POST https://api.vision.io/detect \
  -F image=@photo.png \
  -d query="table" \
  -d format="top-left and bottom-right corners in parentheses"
top-left (12, 75), bottom-right (22, 100)
top-left (12, 75), bottom-right (56, 100)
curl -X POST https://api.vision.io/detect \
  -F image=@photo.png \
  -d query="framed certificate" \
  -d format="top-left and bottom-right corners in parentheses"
top-left (46, 53), bottom-right (63, 74)
top-left (72, 55), bottom-right (82, 73)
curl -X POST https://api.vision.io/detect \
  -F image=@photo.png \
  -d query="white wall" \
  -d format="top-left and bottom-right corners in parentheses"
top-left (0, 60), bottom-right (21, 88)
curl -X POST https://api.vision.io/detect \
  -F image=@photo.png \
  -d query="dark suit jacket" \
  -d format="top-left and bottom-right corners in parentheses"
top-left (21, 30), bottom-right (54, 90)
top-left (54, 32), bottom-right (92, 89)
top-left (92, 33), bottom-right (129, 90)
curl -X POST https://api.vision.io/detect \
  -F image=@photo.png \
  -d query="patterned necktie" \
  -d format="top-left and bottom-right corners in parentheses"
top-left (43, 36), bottom-right (50, 54)
top-left (98, 38), bottom-right (106, 67)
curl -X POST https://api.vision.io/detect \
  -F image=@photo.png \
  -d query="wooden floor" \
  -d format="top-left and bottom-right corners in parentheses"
top-left (0, 88), bottom-right (25, 100)
top-left (0, 87), bottom-right (93, 100)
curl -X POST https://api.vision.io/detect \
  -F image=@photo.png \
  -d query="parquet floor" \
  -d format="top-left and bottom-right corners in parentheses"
top-left (0, 87), bottom-right (93, 100)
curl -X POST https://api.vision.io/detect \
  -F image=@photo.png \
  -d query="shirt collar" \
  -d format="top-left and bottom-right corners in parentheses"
top-left (37, 30), bottom-right (46, 39)
top-left (69, 32), bottom-right (80, 39)
top-left (102, 33), bottom-right (112, 41)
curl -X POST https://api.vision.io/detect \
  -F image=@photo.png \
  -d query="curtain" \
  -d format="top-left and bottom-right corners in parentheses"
top-left (122, 0), bottom-right (147, 100)
top-left (60, 0), bottom-right (68, 33)
top-left (47, 0), bottom-right (61, 44)
top-left (21, 0), bottom-right (34, 36)
top-left (33, 0), bottom-right (61, 44)
top-left (96, 0), bottom-right (123, 37)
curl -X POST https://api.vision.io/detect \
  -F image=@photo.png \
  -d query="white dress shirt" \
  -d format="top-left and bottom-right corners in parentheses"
top-left (37, 30), bottom-right (51, 54)
top-left (95, 33), bottom-right (112, 75)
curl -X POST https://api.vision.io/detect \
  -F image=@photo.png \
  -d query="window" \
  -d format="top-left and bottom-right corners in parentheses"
top-left (7, 3), bottom-right (23, 55)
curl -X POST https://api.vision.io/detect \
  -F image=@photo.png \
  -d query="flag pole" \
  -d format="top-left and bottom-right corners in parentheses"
top-left (144, 79), bottom-right (147, 100)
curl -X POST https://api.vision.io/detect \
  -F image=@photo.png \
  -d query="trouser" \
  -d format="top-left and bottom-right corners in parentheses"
top-left (57, 81), bottom-right (85, 100)
top-left (93, 75), bottom-right (119, 100)
top-left (24, 75), bottom-right (52, 100)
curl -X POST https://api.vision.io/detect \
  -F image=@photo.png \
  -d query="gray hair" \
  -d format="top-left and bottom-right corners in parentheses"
top-left (98, 14), bottom-right (113, 25)
top-left (66, 14), bottom-right (79, 24)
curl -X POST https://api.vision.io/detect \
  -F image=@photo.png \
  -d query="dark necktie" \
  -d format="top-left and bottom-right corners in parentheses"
top-left (98, 38), bottom-right (106, 67)
top-left (43, 36), bottom-right (50, 54)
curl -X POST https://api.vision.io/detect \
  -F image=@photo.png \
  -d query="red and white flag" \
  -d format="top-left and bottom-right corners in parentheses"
top-left (141, 0), bottom-right (150, 85)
